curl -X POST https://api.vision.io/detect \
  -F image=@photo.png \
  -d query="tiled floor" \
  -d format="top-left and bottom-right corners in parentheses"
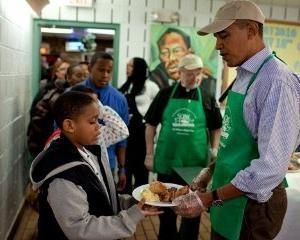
top-left (13, 203), bottom-right (211, 240)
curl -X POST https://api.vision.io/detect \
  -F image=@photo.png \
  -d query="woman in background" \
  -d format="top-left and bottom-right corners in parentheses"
top-left (119, 57), bottom-right (159, 193)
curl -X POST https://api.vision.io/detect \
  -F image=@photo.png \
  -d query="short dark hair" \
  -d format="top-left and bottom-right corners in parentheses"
top-left (158, 28), bottom-right (191, 49)
top-left (70, 85), bottom-right (100, 99)
top-left (235, 19), bottom-right (263, 37)
top-left (53, 91), bottom-right (96, 128)
top-left (66, 64), bottom-right (81, 78)
top-left (90, 52), bottom-right (113, 67)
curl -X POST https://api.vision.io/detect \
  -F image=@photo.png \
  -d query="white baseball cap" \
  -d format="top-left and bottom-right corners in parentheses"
top-left (198, 0), bottom-right (265, 36)
top-left (178, 54), bottom-right (203, 70)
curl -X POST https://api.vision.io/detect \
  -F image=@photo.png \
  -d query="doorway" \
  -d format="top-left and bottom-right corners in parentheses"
top-left (32, 19), bottom-right (120, 96)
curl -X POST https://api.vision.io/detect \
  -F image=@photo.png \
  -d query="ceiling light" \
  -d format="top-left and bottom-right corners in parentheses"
top-left (151, 9), bottom-right (180, 23)
top-left (86, 29), bottom-right (115, 35)
top-left (41, 27), bottom-right (74, 34)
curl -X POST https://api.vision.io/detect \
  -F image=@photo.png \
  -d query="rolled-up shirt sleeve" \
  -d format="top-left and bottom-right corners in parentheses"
top-left (231, 73), bottom-right (300, 202)
top-left (47, 178), bottom-right (144, 240)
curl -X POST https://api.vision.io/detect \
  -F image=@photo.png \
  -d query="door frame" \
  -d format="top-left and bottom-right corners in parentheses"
top-left (32, 19), bottom-right (120, 96)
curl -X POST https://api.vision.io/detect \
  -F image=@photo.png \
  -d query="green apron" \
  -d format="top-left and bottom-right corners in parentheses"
top-left (211, 54), bottom-right (274, 240)
top-left (154, 82), bottom-right (208, 174)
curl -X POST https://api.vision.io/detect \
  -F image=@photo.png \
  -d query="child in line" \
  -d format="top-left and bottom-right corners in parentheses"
top-left (30, 91), bottom-right (162, 239)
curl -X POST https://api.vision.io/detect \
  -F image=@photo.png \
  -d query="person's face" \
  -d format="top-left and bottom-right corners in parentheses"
top-left (56, 62), bottom-right (70, 80)
top-left (179, 68), bottom-right (203, 89)
top-left (214, 23), bottom-right (251, 67)
top-left (68, 66), bottom-right (85, 86)
top-left (80, 64), bottom-right (90, 79)
top-left (126, 59), bottom-right (134, 77)
top-left (159, 32), bottom-right (189, 80)
top-left (89, 59), bottom-right (113, 87)
top-left (70, 102), bottom-right (101, 146)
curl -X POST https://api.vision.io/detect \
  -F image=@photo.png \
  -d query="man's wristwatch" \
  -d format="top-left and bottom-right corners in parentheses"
top-left (211, 189), bottom-right (223, 207)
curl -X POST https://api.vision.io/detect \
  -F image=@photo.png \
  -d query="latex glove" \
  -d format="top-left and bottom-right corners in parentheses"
top-left (172, 191), bottom-right (206, 218)
top-left (144, 154), bottom-right (154, 171)
top-left (190, 168), bottom-right (211, 192)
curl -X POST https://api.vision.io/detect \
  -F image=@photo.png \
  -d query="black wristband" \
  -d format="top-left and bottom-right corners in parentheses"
top-left (212, 189), bottom-right (220, 201)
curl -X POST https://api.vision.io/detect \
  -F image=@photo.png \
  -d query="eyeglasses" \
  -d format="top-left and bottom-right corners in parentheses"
top-left (160, 46), bottom-right (186, 58)
top-left (181, 69), bottom-right (202, 78)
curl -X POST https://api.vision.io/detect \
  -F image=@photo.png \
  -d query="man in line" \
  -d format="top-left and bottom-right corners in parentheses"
top-left (145, 54), bottom-right (222, 240)
top-left (151, 28), bottom-right (216, 96)
top-left (81, 52), bottom-right (129, 191)
top-left (174, 1), bottom-right (300, 240)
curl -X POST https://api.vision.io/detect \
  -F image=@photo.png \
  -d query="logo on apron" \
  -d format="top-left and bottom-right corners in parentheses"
top-left (220, 106), bottom-right (232, 148)
top-left (171, 108), bottom-right (196, 135)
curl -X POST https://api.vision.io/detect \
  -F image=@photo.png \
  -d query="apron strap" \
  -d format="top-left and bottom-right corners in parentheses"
top-left (219, 78), bottom-right (236, 103)
top-left (245, 53), bottom-right (274, 94)
top-left (219, 53), bottom-right (275, 102)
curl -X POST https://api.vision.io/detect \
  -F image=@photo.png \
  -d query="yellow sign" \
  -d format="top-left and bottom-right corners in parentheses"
top-left (264, 21), bottom-right (300, 73)
top-left (225, 21), bottom-right (300, 91)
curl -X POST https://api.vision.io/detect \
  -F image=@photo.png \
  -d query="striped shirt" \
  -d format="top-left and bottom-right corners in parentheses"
top-left (230, 47), bottom-right (300, 202)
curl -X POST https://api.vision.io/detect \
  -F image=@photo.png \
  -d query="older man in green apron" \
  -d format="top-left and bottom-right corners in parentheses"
top-left (174, 1), bottom-right (300, 240)
top-left (145, 54), bottom-right (222, 240)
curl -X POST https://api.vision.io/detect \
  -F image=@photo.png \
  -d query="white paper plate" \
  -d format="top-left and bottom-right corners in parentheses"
top-left (132, 183), bottom-right (184, 207)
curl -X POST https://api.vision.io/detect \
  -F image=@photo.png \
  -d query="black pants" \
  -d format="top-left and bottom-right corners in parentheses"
top-left (157, 173), bottom-right (200, 240)
top-left (211, 183), bottom-right (287, 240)
top-left (122, 121), bottom-right (149, 194)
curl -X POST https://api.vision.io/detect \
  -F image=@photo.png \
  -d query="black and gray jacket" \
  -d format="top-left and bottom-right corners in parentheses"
top-left (30, 136), bottom-right (144, 240)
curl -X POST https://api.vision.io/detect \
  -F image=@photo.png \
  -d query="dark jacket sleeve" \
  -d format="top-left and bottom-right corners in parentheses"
top-left (144, 87), bottom-right (172, 126)
top-left (201, 87), bottom-right (223, 131)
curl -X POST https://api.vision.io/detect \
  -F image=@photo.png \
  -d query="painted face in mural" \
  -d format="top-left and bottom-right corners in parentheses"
top-left (159, 32), bottom-right (189, 81)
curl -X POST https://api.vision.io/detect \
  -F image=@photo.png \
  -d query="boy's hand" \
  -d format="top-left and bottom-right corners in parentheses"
top-left (137, 199), bottom-right (163, 216)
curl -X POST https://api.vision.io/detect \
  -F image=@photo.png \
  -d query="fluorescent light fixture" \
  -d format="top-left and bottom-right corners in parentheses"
top-left (41, 27), bottom-right (74, 34)
top-left (86, 29), bottom-right (115, 35)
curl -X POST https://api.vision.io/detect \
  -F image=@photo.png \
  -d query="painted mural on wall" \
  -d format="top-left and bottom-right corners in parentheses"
top-left (149, 24), bottom-right (219, 96)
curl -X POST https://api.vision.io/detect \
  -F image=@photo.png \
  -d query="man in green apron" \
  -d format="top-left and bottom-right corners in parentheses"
top-left (174, 1), bottom-right (300, 240)
top-left (145, 54), bottom-right (222, 240)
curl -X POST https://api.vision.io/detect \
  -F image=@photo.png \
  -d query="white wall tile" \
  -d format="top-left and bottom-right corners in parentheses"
top-left (258, 4), bottom-right (272, 19)
top-left (130, 0), bottom-right (146, 9)
top-left (212, 0), bottom-right (226, 15)
top-left (147, 0), bottom-right (163, 9)
top-left (60, 6), bottom-right (77, 21)
top-left (285, 7), bottom-right (299, 21)
top-left (95, 0), bottom-right (111, 22)
top-left (196, 12), bottom-right (211, 28)
top-left (196, 0), bottom-right (211, 13)
top-left (271, 5), bottom-right (285, 20)
top-left (164, 0), bottom-right (179, 11)
top-left (78, 7), bottom-right (95, 22)
top-left (180, 11), bottom-right (196, 27)
top-left (111, 3), bottom-right (129, 23)
top-left (41, 4), bottom-right (60, 19)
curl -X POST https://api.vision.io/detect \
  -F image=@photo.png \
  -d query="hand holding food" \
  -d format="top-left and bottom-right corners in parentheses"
top-left (137, 198), bottom-right (164, 216)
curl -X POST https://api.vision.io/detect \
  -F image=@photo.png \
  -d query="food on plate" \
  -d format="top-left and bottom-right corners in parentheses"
top-left (149, 181), bottom-right (168, 194)
top-left (141, 181), bottom-right (190, 203)
top-left (141, 188), bottom-right (160, 202)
